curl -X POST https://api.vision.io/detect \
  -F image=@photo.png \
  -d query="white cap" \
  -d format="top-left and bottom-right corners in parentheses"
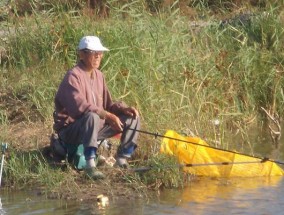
top-left (78, 36), bottom-right (109, 51)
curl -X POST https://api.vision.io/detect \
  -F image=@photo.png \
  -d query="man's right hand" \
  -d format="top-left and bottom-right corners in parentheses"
top-left (105, 112), bottom-right (123, 132)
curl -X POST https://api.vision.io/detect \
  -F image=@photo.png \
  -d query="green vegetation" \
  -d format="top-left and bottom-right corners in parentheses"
top-left (0, 0), bottom-right (283, 197)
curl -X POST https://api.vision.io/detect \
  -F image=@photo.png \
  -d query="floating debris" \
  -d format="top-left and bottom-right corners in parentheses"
top-left (97, 194), bottom-right (109, 208)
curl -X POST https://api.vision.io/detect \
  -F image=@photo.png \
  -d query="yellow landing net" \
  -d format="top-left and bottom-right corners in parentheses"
top-left (160, 130), bottom-right (284, 177)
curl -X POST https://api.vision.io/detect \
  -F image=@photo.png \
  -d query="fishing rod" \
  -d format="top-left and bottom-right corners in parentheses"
top-left (0, 143), bottom-right (8, 187)
top-left (128, 128), bottom-right (284, 166)
top-left (131, 160), bottom-right (270, 173)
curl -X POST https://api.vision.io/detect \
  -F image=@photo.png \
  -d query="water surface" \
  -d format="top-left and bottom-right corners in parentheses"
top-left (1, 176), bottom-right (284, 214)
top-left (145, 177), bottom-right (284, 215)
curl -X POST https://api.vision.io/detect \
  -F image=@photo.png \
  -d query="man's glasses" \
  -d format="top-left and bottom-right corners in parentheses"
top-left (82, 49), bottom-right (103, 55)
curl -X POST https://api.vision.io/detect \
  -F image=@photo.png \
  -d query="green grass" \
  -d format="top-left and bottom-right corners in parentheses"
top-left (1, 2), bottom-right (283, 139)
top-left (4, 149), bottom-right (63, 187)
top-left (137, 154), bottom-right (191, 189)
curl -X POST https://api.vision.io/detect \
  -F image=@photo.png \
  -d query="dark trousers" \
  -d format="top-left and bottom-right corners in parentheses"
top-left (58, 112), bottom-right (141, 157)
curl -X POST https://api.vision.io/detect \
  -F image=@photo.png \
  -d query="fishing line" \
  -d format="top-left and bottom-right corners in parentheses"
top-left (127, 128), bottom-right (284, 165)
top-left (131, 160), bottom-right (270, 173)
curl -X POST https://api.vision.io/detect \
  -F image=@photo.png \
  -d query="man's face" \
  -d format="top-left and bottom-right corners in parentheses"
top-left (80, 50), bottom-right (104, 69)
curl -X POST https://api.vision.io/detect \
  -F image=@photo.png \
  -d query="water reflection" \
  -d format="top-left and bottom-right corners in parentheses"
top-left (0, 177), bottom-right (284, 214)
top-left (0, 197), bottom-right (6, 215)
top-left (180, 177), bottom-right (282, 202)
top-left (0, 190), bottom-right (80, 215)
top-left (148, 177), bottom-right (284, 215)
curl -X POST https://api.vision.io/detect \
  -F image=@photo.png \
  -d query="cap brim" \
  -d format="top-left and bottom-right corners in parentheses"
top-left (97, 47), bottom-right (109, 51)
top-left (78, 46), bottom-right (109, 52)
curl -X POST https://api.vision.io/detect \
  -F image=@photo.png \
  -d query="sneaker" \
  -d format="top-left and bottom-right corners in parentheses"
top-left (114, 157), bottom-right (129, 169)
top-left (85, 167), bottom-right (106, 180)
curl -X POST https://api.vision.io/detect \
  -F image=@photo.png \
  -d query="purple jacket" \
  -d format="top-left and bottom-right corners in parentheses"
top-left (53, 62), bottom-right (127, 131)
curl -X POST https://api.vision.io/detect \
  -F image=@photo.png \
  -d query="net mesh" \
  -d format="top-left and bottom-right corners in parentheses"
top-left (160, 130), bottom-right (284, 177)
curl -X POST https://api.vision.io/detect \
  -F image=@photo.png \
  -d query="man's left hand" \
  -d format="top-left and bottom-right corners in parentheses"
top-left (122, 107), bottom-right (139, 119)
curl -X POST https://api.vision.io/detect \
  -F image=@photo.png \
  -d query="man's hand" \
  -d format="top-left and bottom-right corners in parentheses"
top-left (105, 112), bottom-right (123, 132)
top-left (122, 107), bottom-right (139, 119)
